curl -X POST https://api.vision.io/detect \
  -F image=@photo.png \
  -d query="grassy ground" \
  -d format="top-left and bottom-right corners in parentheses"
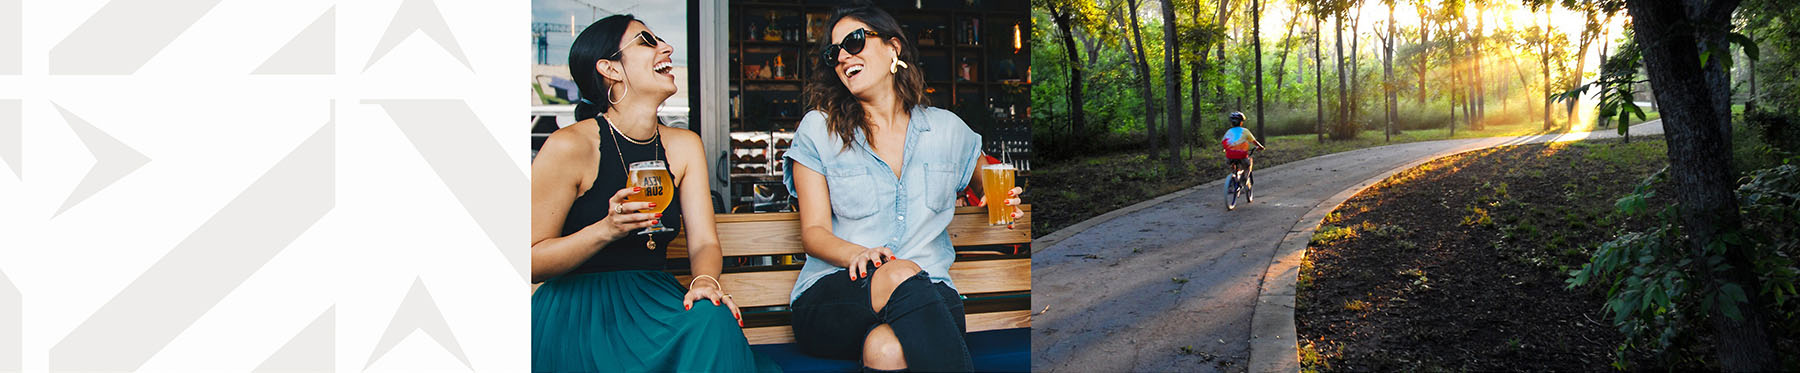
top-left (1030, 108), bottom-right (1661, 237)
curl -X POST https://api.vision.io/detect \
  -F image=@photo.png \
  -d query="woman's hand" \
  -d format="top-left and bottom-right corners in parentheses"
top-left (683, 279), bottom-right (743, 327)
top-left (600, 187), bottom-right (661, 242)
top-left (848, 246), bottom-right (897, 281)
top-left (1004, 187), bottom-right (1024, 229)
top-left (979, 187), bottom-right (1027, 229)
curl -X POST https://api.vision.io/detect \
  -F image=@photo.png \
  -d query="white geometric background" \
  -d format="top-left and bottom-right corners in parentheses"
top-left (0, 0), bottom-right (527, 371)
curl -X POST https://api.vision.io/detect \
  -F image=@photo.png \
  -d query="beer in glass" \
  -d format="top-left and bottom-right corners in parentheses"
top-left (982, 163), bottom-right (1016, 225)
top-left (627, 160), bottom-right (675, 234)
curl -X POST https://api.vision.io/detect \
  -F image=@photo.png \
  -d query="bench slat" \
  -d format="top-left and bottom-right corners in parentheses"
top-left (676, 258), bottom-right (1030, 308)
top-left (667, 205), bottom-right (1031, 259)
top-left (742, 309), bottom-right (1033, 345)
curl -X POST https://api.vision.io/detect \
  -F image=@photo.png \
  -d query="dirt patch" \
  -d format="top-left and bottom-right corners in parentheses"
top-left (1296, 136), bottom-right (1680, 371)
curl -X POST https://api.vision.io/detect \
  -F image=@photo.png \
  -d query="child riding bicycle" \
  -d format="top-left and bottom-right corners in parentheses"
top-left (1221, 112), bottom-right (1265, 175)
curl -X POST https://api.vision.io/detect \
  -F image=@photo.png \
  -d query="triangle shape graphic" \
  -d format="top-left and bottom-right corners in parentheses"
top-left (253, 8), bottom-right (334, 75)
top-left (2, 99), bottom-right (19, 179)
top-left (362, 0), bottom-right (471, 72)
top-left (253, 306), bottom-right (334, 372)
top-left (363, 278), bottom-right (470, 370)
top-left (53, 104), bottom-right (150, 217)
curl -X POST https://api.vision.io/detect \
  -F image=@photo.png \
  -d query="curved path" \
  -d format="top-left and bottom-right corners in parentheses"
top-left (1029, 121), bottom-right (1665, 372)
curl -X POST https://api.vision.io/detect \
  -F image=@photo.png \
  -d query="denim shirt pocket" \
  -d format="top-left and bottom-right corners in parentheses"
top-left (924, 162), bottom-right (962, 213)
top-left (826, 166), bottom-right (882, 219)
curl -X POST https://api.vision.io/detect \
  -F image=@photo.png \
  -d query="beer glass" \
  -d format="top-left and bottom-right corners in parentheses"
top-left (982, 163), bottom-right (1016, 225)
top-left (626, 160), bottom-right (675, 234)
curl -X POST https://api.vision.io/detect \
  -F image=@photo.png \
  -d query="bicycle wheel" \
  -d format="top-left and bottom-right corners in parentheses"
top-left (1245, 169), bottom-right (1255, 203)
top-left (1225, 174), bottom-right (1238, 210)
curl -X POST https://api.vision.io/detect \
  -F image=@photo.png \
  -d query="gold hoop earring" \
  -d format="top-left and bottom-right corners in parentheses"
top-left (607, 78), bottom-right (630, 105)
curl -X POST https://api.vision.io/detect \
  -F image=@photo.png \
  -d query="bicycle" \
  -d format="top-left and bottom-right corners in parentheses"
top-left (1225, 148), bottom-right (1259, 211)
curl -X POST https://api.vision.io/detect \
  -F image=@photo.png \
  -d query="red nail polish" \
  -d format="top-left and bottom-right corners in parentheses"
top-left (634, 187), bottom-right (642, 192)
top-left (655, 213), bottom-right (663, 218)
top-left (649, 203), bottom-right (657, 208)
top-left (685, 305), bottom-right (691, 310)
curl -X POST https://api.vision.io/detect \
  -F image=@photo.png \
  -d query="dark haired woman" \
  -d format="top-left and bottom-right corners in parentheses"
top-left (784, 3), bottom-right (1024, 371)
top-left (530, 15), bottom-right (778, 372)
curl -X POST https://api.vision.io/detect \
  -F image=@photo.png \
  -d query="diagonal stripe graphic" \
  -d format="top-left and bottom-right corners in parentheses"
top-left (364, 278), bottom-right (470, 370)
top-left (1, 0), bottom-right (17, 74)
top-left (54, 104), bottom-right (150, 217)
top-left (365, 100), bottom-right (525, 280)
top-left (48, 0), bottom-right (224, 75)
top-left (1, 270), bottom-right (18, 372)
top-left (254, 306), bottom-right (334, 372)
top-left (363, 0), bottom-right (471, 72)
top-left (253, 7), bottom-right (335, 75)
top-left (51, 121), bottom-right (335, 371)
top-left (2, 100), bottom-right (18, 179)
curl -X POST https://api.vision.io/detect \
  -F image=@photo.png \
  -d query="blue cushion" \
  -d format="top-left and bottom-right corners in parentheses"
top-left (750, 328), bottom-right (1030, 372)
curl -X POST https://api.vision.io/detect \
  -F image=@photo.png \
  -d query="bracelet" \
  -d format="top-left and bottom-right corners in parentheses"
top-left (689, 274), bottom-right (724, 292)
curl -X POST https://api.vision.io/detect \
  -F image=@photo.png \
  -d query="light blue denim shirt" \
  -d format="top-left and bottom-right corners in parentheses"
top-left (782, 105), bottom-right (983, 303)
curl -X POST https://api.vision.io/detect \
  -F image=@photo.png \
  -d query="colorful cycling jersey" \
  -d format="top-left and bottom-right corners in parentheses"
top-left (1221, 127), bottom-right (1256, 159)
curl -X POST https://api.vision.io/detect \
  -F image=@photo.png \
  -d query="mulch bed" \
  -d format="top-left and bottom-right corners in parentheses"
top-left (1296, 137), bottom-right (1683, 371)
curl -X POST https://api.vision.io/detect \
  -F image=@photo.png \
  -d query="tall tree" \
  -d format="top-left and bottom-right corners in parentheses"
top-left (1161, 0), bottom-right (1184, 165)
top-left (1272, 8), bottom-right (1302, 89)
top-left (1315, 1), bottom-right (1326, 142)
top-left (1622, 0), bottom-right (1779, 369)
top-left (1252, 0), bottom-right (1265, 138)
top-left (1414, 0), bottom-right (1433, 106)
top-left (1334, 0), bottom-right (1349, 139)
top-left (1125, 0), bottom-right (1161, 155)
top-left (1347, 0), bottom-right (1366, 127)
top-left (1041, 0), bottom-right (1096, 136)
top-left (1534, 4), bottom-right (1555, 129)
top-left (1383, 0), bottom-right (1397, 140)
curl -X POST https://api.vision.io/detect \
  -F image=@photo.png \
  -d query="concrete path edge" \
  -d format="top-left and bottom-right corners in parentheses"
top-left (1244, 145), bottom-right (1455, 372)
top-left (1244, 122), bottom-right (1664, 372)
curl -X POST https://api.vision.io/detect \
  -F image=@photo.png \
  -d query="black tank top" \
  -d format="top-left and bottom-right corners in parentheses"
top-left (561, 116), bottom-right (683, 274)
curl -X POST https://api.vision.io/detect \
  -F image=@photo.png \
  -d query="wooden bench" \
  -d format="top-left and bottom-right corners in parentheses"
top-left (533, 205), bottom-right (1032, 369)
top-left (668, 205), bottom-right (1033, 344)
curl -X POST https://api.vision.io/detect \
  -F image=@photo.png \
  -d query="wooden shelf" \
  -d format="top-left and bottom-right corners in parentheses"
top-left (728, 1), bottom-right (1032, 211)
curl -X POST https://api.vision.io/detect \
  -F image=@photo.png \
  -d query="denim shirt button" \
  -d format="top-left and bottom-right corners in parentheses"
top-left (897, 215), bottom-right (905, 221)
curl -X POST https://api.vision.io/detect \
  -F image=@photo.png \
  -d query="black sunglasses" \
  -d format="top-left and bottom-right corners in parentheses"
top-left (818, 28), bottom-right (885, 67)
top-left (607, 31), bottom-right (664, 59)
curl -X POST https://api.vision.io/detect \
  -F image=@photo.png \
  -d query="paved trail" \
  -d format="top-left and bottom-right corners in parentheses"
top-left (1029, 121), bottom-right (1665, 372)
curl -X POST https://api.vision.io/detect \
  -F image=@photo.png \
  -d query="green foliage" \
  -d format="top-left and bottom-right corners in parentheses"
top-left (1567, 162), bottom-right (1800, 368)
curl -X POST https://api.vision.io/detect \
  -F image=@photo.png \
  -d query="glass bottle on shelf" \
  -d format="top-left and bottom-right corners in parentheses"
top-left (774, 55), bottom-right (785, 79)
top-left (764, 12), bottom-right (781, 41)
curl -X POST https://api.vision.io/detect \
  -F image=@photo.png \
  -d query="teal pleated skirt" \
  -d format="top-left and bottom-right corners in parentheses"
top-left (532, 270), bottom-right (781, 373)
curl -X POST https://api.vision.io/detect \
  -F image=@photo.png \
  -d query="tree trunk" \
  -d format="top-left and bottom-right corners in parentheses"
top-left (1384, 1), bottom-right (1396, 141)
top-left (1273, 9), bottom-right (1300, 89)
top-left (1624, 0), bottom-right (1779, 370)
top-left (1315, 4), bottom-right (1325, 143)
top-left (1334, 7), bottom-right (1347, 139)
top-left (1348, 1), bottom-right (1363, 127)
top-left (1473, 5), bottom-right (1485, 127)
top-left (1252, 0), bottom-right (1265, 140)
top-left (1054, 10), bottom-right (1087, 136)
top-left (1126, 0), bottom-right (1159, 156)
top-left (1162, 0), bottom-right (1184, 164)
top-left (1416, 3), bottom-right (1430, 106)
top-left (1191, 0), bottom-right (1209, 141)
top-left (1540, 6), bottom-right (1554, 130)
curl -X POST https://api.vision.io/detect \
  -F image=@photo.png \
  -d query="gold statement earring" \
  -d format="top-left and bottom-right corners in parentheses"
top-left (890, 57), bottom-right (909, 74)
top-left (604, 62), bottom-right (631, 105)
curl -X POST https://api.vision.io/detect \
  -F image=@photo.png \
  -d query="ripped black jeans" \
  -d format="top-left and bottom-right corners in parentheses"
top-left (791, 269), bottom-right (971, 371)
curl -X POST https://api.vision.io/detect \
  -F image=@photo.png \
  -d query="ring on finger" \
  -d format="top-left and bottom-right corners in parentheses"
top-left (614, 204), bottom-right (625, 214)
